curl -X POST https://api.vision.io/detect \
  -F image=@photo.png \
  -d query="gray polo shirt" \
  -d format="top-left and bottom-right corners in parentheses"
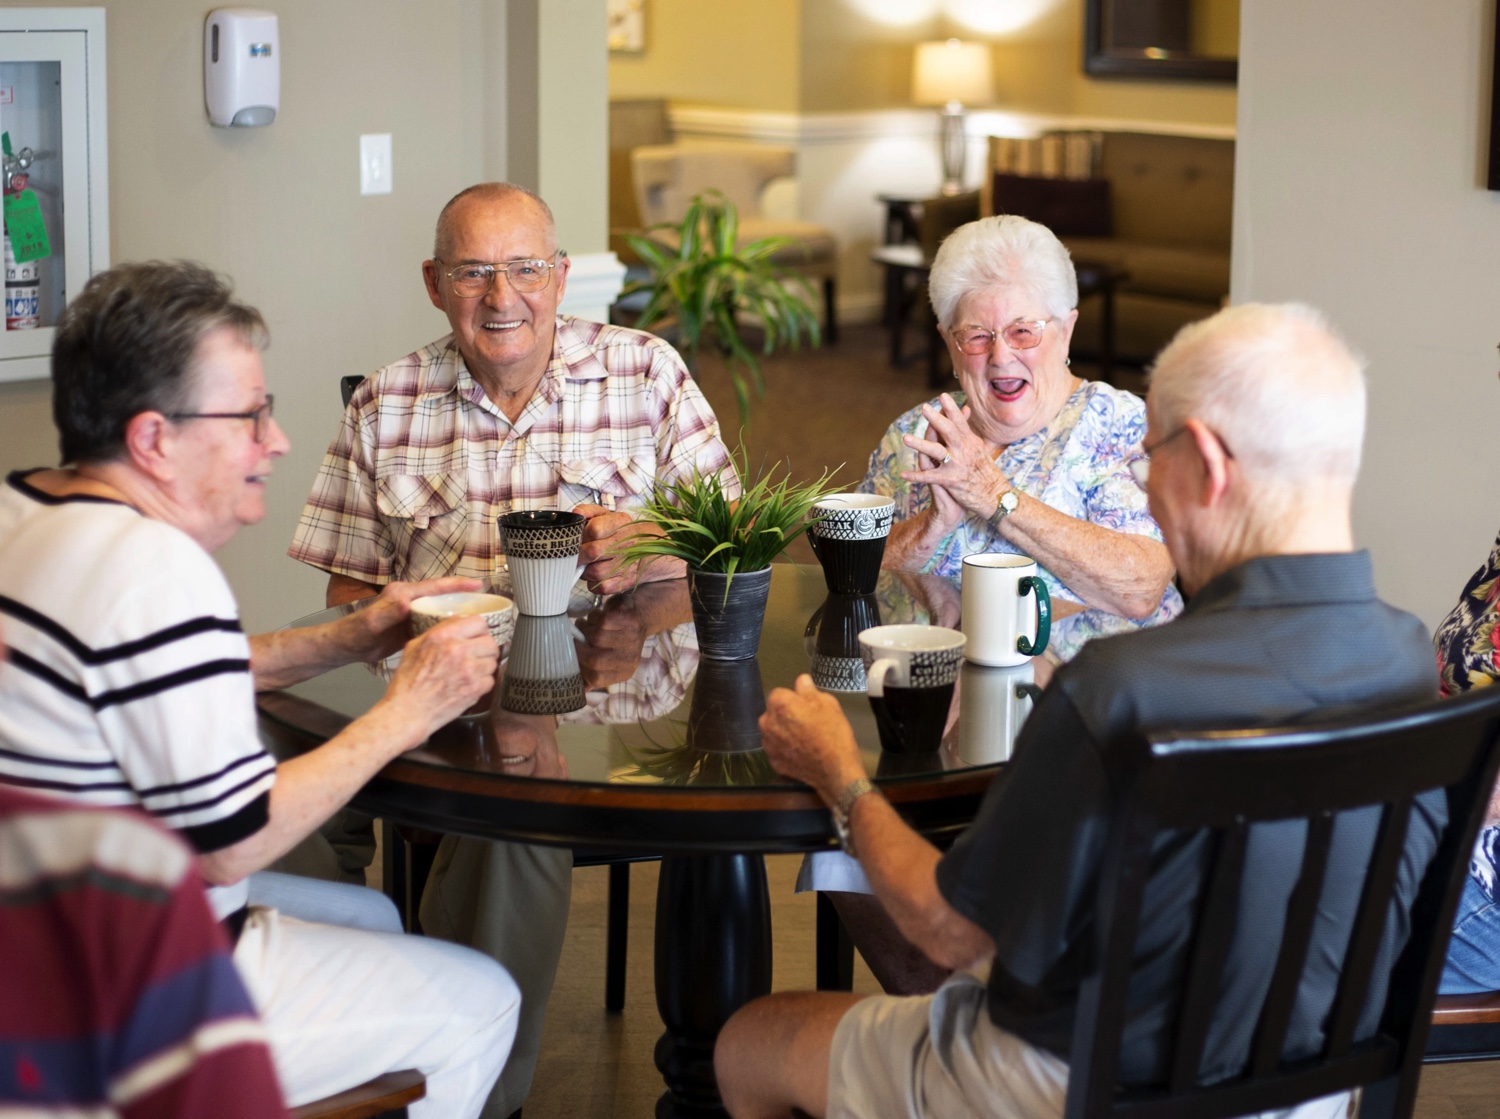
top-left (937, 551), bottom-right (1444, 1086)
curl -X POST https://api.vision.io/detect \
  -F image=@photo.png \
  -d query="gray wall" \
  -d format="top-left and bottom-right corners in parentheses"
top-left (0, 0), bottom-right (607, 633)
top-left (1234, 0), bottom-right (1500, 627)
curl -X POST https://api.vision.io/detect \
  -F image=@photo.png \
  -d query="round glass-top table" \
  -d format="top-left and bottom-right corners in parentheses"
top-left (255, 563), bottom-right (1020, 1119)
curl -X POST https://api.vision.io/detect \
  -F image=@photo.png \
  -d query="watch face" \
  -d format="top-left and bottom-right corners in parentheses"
top-left (1001, 490), bottom-right (1019, 512)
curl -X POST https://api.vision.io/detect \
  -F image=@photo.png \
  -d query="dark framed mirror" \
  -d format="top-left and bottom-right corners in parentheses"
top-left (1084, 0), bottom-right (1238, 83)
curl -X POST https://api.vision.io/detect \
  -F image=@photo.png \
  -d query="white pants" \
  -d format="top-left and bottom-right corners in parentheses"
top-left (232, 877), bottom-right (519, 1119)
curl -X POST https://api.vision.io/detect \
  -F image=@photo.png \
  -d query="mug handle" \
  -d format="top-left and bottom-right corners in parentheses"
top-left (867, 657), bottom-right (898, 698)
top-left (1016, 576), bottom-right (1051, 657)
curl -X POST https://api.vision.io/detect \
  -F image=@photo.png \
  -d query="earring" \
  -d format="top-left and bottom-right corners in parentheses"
top-left (1064, 358), bottom-right (1071, 367)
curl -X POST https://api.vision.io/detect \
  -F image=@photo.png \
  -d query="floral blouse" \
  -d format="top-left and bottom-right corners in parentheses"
top-left (1434, 530), bottom-right (1500, 899)
top-left (860, 380), bottom-right (1183, 663)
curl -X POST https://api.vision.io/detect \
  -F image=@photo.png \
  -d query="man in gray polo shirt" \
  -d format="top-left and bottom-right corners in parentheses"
top-left (715, 303), bottom-right (1443, 1119)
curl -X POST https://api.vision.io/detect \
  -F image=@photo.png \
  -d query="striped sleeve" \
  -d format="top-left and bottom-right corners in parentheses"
top-left (0, 519), bottom-right (275, 853)
top-left (0, 789), bottom-right (288, 1116)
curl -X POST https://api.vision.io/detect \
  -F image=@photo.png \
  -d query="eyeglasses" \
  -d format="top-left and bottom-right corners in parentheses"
top-left (166, 395), bottom-right (276, 443)
top-left (1128, 425), bottom-right (1238, 487)
top-left (438, 254), bottom-right (565, 298)
top-left (948, 319), bottom-right (1053, 356)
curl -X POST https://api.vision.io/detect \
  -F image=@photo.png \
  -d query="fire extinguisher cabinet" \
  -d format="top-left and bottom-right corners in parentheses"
top-left (0, 8), bottom-right (108, 383)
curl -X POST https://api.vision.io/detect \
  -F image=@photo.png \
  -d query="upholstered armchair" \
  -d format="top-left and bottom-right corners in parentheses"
top-left (630, 141), bottom-right (839, 342)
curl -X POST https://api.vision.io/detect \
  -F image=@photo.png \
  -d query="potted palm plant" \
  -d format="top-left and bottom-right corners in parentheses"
top-left (624, 190), bottom-right (823, 427)
top-left (615, 453), bottom-right (837, 660)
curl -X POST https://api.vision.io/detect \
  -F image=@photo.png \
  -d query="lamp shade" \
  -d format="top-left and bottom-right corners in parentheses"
top-left (912, 39), bottom-right (993, 106)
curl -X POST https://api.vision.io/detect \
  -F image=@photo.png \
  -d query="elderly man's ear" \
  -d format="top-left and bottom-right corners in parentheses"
top-left (1184, 418), bottom-right (1233, 507)
top-left (422, 259), bottom-right (445, 312)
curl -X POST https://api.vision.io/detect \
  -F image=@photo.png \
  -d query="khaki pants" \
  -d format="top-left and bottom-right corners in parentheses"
top-left (419, 836), bottom-right (573, 1119)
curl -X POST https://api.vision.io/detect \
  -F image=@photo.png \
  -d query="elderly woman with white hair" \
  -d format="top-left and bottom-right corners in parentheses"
top-left (865, 214), bottom-right (1182, 666)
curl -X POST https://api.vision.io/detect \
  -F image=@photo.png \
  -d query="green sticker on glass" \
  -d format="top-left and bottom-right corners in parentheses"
top-left (4, 190), bottom-right (50, 263)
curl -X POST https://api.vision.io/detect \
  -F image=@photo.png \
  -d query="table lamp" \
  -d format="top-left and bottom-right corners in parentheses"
top-left (912, 39), bottom-right (993, 195)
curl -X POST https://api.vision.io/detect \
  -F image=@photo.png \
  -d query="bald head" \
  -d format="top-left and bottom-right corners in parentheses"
top-left (1149, 303), bottom-right (1367, 490)
top-left (433, 182), bottom-right (557, 260)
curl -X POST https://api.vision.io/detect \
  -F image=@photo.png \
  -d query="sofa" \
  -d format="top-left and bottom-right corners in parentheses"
top-left (982, 130), bottom-right (1235, 366)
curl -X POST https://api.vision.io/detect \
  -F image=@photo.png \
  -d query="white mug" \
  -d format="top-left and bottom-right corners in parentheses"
top-left (958, 660), bottom-right (1042, 764)
top-left (857, 624), bottom-right (966, 696)
top-left (960, 553), bottom-right (1052, 667)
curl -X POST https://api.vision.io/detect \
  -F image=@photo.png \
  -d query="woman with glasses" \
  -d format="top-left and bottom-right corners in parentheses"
top-left (865, 214), bottom-right (1182, 667)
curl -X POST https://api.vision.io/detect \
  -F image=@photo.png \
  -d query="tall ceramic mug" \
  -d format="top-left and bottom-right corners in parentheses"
top-left (497, 510), bottom-right (588, 616)
top-left (858, 624), bottom-right (965, 754)
top-left (960, 553), bottom-right (1051, 667)
top-left (808, 494), bottom-right (895, 596)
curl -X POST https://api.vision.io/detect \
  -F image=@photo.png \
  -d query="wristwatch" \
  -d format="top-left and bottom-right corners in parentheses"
top-left (830, 777), bottom-right (876, 857)
top-left (987, 489), bottom-right (1020, 533)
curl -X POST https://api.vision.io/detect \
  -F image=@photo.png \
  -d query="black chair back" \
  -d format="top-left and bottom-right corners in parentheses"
top-left (1066, 686), bottom-right (1500, 1119)
top-left (340, 374), bottom-right (365, 409)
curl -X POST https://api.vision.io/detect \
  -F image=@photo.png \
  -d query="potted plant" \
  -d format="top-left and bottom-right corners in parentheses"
top-left (624, 190), bottom-right (823, 427)
top-left (615, 453), bottom-right (837, 660)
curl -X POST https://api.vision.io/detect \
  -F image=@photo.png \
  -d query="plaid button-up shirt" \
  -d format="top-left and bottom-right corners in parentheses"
top-left (288, 316), bottom-right (738, 585)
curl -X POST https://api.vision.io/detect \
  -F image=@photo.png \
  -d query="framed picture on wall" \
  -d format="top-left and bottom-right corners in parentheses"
top-left (608, 0), bottom-right (646, 54)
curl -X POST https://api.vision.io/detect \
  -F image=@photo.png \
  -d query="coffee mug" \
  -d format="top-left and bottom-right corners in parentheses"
top-left (958, 660), bottom-right (1043, 764)
top-left (498, 510), bottom-right (588, 616)
top-left (804, 593), bottom-right (882, 693)
top-left (859, 624), bottom-right (965, 754)
top-left (500, 613), bottom-right (587, 716)
top-left (808, 494), bottom-right (895, 596)
top-left (409, 592), bottom-right (516, 648)
top-left (960, 553), bottom-right (1051, 667)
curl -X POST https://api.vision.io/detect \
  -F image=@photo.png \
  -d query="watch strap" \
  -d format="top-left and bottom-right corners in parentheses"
top-left (831, 777), bottom-right (876, 857)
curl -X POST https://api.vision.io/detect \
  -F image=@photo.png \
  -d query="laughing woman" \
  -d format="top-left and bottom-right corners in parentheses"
top-left (865, 214), bottom-right (1181, 669)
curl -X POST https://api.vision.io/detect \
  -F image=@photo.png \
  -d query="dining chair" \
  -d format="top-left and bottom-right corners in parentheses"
top-left (1426, 990), bottom-right (1500, 1063)
top-left (291, 1068), bottom-right (425, 1119)
top-left (1063, 686), bottom-right (1500, 1119)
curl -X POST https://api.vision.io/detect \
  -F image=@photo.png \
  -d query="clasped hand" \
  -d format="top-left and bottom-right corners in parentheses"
top-left (900, 393), bottom-right (1014, 532)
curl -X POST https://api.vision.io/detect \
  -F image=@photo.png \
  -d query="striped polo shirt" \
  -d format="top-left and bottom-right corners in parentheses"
top-left (0, 471), bottom-right (276, 919)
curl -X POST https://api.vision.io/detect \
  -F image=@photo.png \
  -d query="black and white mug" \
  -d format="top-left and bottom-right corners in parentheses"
top-left (858, 624), bottom-right (965, 754)
top-left (808, 494), bottom-right (895, 596)
top-left (498, 510), bottom-right (588, 616)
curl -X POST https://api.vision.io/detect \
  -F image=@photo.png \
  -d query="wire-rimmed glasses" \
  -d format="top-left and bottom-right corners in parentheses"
top-left (439, 254), bottom-right (565, 297)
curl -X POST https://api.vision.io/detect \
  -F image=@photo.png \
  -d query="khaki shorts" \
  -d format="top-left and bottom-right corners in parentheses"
top-left (825, 968), bottom-right (1353, 1119)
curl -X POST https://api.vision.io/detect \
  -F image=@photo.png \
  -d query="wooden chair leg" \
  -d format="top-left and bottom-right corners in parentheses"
top-left (815, 892), bottom-right (855, 992)
top-left (822, 276), bottom-right (838, 345)
top-left (605, 862), bottom-right (630, 1012)
top-left (380, 820), bottom-right (410, 931)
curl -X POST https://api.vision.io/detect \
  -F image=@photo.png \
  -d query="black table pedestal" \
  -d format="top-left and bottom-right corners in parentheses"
top-left (654, 853), bottom-right (773, 1119)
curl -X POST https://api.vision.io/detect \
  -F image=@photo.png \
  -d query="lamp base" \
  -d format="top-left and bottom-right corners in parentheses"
top-left (938, 104), bottom-right (967, 195)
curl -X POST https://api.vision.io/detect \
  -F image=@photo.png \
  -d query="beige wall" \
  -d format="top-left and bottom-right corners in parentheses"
top-left (0, 0), bottom-right (607, 633)
top-left (797, 0), bottom-right (1236, 128)
top-left (606, 0), bottom-right (802, 111)
top-left (1233, 0), bottom-right (1499, 627)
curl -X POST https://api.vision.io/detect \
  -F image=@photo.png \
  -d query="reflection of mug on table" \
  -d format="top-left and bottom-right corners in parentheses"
top-left (497, 510), bottom-right (587, 616)
top-left (859, 624), bottom-right (965, 754)
top-left (501, 613), bottom-right (587, 715)
top-left (958, 660), bottom-right (1041, 764)
top-left (808, 494), bottom-right (895, 596)
top-left (961, 553), bottom-right (1051, 667)
top-left (804, 593), bottom-right (882, 693)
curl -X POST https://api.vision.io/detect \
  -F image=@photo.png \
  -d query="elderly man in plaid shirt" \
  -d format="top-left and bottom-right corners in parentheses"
top-left (288, 182), bottom-right (738, 1118)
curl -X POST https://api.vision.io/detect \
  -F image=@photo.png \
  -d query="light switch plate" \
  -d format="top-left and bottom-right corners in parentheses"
top-left (360, 133), bottom-right (392, 195)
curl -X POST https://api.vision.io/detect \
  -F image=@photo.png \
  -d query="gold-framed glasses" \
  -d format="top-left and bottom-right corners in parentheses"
top-left (949, 318), bottom-right (1053, 356)
top-left (166, 395), bottom-right (276, 443)
top-left (440, 254), bottom-right (564, 297)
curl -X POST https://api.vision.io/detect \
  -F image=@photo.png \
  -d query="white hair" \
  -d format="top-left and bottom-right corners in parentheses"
top-left (1149, 303), bottom-right (1367, 487)
top-left (927, 215), bottom-right (1078, 326)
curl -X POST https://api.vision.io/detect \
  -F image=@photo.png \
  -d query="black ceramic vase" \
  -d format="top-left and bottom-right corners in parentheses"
top-left (688, 566), bottom-right (773, 661)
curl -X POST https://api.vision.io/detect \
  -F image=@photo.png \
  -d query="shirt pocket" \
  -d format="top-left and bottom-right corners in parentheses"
top-left (556, 455), bottom-right (657, 514)
top-left (373, 472), bottom-right (470, 579)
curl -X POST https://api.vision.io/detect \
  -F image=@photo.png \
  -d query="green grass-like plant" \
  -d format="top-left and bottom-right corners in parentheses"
top-left (613, 450), bottom-right (839, 584)
top-left (624, 190), bottom-right (823, 428)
